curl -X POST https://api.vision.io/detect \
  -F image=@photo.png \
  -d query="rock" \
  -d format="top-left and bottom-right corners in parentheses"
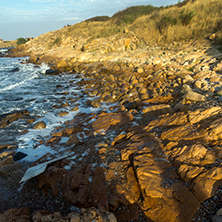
top-left (182, 74), bottom-right (193, 84)
top-left (170, 144), bottom-right (208, 167)
top-left (0, 151), bottom-right (16, 160)
top-left (194, 80), bottom-right (202, 89)
top-left (28, 55), bottom-right (39, 63)
top-left (33, 121), bottom-right (46, 129)
top-left (91, 98), bottom-right (101, 108)
top-left (111, 133), bottom-right (126, 146)
top-left (67, 134), bottom-right (79, 146)
top-left (191, 167), bottom-right (222, 203)
top-left (143, 104), bottom-right (174, 117)
top-left (137, 67), bottom-right (143, 74)
top-left (212, 215), bottom-right (222, 222)
top-left (0, 162), bottom-right (22, 176)
top-left (125, 101), bottom-right (137, 110)
top-left (69, 208), bottom-right (117, 222)
top-left (183, 90), bottom-right (205, 101)
top-left (216, 88), bottom-right (222, 96)
top-left (0, 155), bottom-right (14, 167)
top-left (0, 110), bottom-right (30, 128)
top-left (57, 60), bottom-right (68, 69)
top-left (9, 67), bottom-right (19, 72)
top-left (92, 112), bottom-right (133, 135)
top-left (45, 69), bottom-right (59, 75)
top-left (209, 33), bottom-right (216, 40)
top-left (71, 106), bottom-right (79, 112)
top-left (58, 111), bottom-right (69, 117)
top-left (0, 207), bottom-right (30, 222)
top-left (13, 152), bottom-right (28, 161)
top-left (133, 154), bottom-right (199, 222)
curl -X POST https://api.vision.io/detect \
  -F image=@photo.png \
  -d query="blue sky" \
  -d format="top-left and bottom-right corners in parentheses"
top-left (0, 0), bottom-right (179, 40)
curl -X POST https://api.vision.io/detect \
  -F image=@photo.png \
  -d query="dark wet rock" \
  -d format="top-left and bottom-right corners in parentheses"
top-left (9, 67), bottom-right (19, 72)
top-left (45, 69), bottom-right (59, 75)
top-left (13, 152), bottom-right (28, 161)
top-left (125, 101), bottom-right (138, 110)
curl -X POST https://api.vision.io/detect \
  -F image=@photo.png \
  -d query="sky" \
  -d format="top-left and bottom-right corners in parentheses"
top-left (0, 0), bottom-right (179, 40)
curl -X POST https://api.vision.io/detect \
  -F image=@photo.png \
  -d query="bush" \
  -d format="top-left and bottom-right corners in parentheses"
top-left (16, 37), bottom-right (27, 45)
top-left (157, 9), bottom-right (196, 33)
top-left (112, 5), bottom-right (158, 26)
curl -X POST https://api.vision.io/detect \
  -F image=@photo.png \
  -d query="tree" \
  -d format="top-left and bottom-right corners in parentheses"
top-left (16, 37), bottom-right (27, 45)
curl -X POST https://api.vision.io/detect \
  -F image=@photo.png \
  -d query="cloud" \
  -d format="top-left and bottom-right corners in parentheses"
top-left (0, 0), bottom-right (178, 39)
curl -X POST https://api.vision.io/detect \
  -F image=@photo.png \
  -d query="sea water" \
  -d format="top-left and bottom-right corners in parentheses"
top-left (0, 48), bottom-right (97, 162)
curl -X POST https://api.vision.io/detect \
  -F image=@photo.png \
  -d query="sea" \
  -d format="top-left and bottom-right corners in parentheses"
top-left (0, 48), bottom-right (101, 162)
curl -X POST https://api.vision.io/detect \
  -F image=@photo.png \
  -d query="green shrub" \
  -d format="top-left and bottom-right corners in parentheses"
top-left (112, 5), bottom-right (158, 26)
top-left (16, 37), bottom-right (27, 45)
top-left (157, 9), bottom-right (196, 33)
top-left (179, 9), bottom-right (196, 25)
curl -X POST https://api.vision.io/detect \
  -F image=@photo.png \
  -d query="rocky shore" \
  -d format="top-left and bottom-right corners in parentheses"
top-left (1, 39), bottom-right (222, 222)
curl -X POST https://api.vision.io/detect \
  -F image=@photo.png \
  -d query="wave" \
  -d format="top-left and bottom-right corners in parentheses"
top-left (0, 74), bottom-right (39, 92)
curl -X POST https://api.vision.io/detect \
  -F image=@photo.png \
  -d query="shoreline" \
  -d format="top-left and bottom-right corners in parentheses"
top-left (1, 40), bottom-right (222, 221)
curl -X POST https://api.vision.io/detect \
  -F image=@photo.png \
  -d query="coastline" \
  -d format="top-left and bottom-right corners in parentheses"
top-left (1, 39), bottom-right (222, 221)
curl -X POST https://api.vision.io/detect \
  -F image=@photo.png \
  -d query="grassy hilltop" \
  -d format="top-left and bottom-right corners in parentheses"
top-left (47, 0), bottom-right (222, 46)
top-left (12, 0), bottom-right (222, 58)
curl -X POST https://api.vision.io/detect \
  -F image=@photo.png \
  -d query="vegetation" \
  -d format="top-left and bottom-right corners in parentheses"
top-left (27, 0), bottom-right (222, 50)
top-left (111, 5), bottom-right (158, 26)
top-left (16, 37), bottom-right (27, 45)
top-left (85, 16), bottom-right (110, 22)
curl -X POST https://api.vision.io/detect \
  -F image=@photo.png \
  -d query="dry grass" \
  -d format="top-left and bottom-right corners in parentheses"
top-left (31, 0), bottom-right (222, 49)
top-left (129, 0), bottom-right (222, 44)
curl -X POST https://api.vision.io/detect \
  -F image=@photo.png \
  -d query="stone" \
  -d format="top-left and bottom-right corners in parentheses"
top-left (143, 104), bottom-right (174, 117)
top-left (170, 144), bottom-right (208, 166)
top-left (182, 74), bottom-right (193, 84)
top-left (111, 133), bottom-right (126, 146)
top-left (212, 215), bottom-right (222, 222)
top-left (45, 69), bottom-right (59, 75)
top-left (13, 152), bottom-right (28, 161)
top-left (57, 60), bottom-right (68, 69)
top-left (125, 101), bottom-right (137, 110)
top-left (71, 106), bottom-right (79, 112)
top-left (33, 121), bottom-right (46, 129)
top-left (91, 98), bottom-right (101, 108)
top-left (133, 154), bottom-right (199, 222)
top-left (216, 88), bottom-right (222, 96)
top-left (0, 155), bottom-right (14, 167)
top-left (92, 112), bottom-right (133, 135)
top-left (194, 80), bottom-right (202, 89)
top-left (191, 167), bottom-right (222, 203)
top-left (0, 207), bottom-right (30, 222)
top-left (58, 111), bottom-right (69, 117)
top-left (67, 134), bottom-right (79, 146)
top-left (9, 67), bottom-right (20, 72)
top-left (137, 67), bottom-right (143, 74)
top-left (183, 90), bottom-right (205, 101)
top-left (0, 162), bottom-right (22, 176)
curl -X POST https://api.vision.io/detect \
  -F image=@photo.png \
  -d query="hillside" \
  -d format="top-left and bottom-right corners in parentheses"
top-left (9, 0), bottom-right (221, 60)
top-left (0, 40), bottom-right (17, 48)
